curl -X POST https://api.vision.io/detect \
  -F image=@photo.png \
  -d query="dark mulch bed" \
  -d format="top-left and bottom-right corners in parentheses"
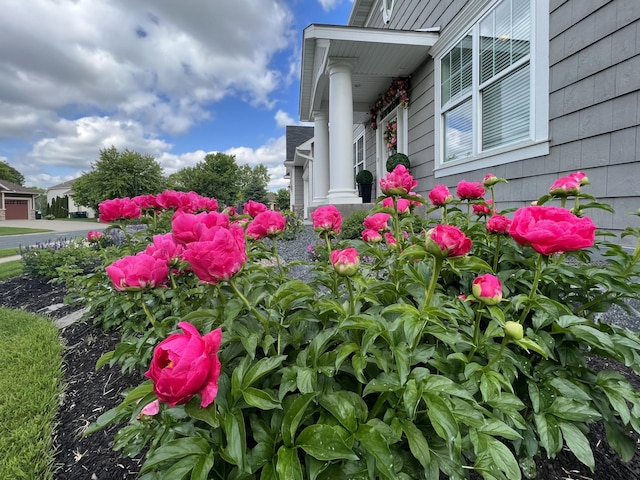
top-left (2, 274), bottom-right (640, 479)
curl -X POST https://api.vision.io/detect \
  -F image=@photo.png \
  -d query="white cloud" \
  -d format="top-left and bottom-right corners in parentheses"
top-left (0, 0), bottom-right (295, 137)
top-left (275, 110), bottom-right (295, 128)
top-left (317, 0), bottom-right (352, 12)
top-left (26, 116), bottom-right (172, 171)
top-left (225, 136), bottom-right (288, 190)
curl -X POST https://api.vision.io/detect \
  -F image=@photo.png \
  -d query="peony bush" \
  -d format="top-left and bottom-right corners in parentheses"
top-left (83, 172), bottom-right (640, 480)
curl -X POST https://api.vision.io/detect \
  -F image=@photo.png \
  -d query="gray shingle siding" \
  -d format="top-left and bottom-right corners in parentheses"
top-left (365, 0), bottom-right (640, 243)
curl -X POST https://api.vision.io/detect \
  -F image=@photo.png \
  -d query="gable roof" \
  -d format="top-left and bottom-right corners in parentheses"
top-left (0, 180), bottom-right (40, 194)
top-left (48, 179), bottom-right (76, 190)
top-left (286, 125), bottom-right (314, 162)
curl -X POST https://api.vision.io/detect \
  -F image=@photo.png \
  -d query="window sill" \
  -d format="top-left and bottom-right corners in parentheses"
top-left (434, 140), bottom-right (549, 178)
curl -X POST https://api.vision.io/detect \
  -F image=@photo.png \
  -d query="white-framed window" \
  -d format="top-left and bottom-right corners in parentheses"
top-left (434, 0), bottom-right (549, 177)
top-left (353, 131), bottom-right (365, 188)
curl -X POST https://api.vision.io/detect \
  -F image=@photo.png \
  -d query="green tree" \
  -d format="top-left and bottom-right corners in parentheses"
top-left (238, 164), bottom-right (271, 205)
top-left (72, 147), bottom-right (166, 211)
top-left (169, 153), bottom-right (242, 207)
top-left (0, 161), bottom-right (25, 185)
top-left (275, 188), bottom-right (290, 211)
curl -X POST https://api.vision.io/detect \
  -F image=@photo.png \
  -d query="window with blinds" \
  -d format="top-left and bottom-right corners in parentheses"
top-left (440, 0), bottom-right (533, 164)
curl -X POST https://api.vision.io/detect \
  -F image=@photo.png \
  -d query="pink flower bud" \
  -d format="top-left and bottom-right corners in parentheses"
top-left (471, 274), bottom-right (503, 305)
top-left (362, 229), bottom-right (383, 243)
top-left (330, 247), bottom-right (360, 276)
top-left (379, 165), bottom-right (418, 196)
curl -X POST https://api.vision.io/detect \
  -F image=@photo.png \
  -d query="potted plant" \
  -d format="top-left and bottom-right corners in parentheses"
top-left (355, 169), bottom-right (373, 203)
top-left (386, 152), bottom-right (410, 172)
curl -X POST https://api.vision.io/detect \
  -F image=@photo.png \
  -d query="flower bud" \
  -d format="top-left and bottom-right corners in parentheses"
top-left (330, 248), bottom-right (360, 277)
top-left (471, 274), bottom-right (502, 305)
top-left (482, 173), bottom-right (503, 187)
top-left (504, 321), bottom-right (523, 340)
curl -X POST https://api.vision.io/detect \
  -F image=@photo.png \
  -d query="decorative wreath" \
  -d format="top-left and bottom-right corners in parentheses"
top-left (369, 77), bottom-right (410, 130)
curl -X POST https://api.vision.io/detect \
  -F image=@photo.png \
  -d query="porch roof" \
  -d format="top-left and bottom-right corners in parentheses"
top-left (299, 24), bottom-right (438, 123)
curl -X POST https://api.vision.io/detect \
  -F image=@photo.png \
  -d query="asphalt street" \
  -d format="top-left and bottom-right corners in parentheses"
top-left (0, 220), bottom-right (109, 250)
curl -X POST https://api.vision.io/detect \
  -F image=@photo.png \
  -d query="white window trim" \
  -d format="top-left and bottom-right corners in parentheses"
top-left (353, 125), bottom-right (366, 188)
top-left (376, 106), bottom-right (408, 194)
top-left (433, 0), bottom-right (549, 178)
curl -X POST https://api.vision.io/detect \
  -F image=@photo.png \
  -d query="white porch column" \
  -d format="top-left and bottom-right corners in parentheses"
top-left (312, 111), bottom-right (329, 205)
top-left (327, 59), bottom-right (361, 204)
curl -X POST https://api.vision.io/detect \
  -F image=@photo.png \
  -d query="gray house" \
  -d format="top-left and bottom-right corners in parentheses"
top-left (288, 0), bottom-right (640, 243)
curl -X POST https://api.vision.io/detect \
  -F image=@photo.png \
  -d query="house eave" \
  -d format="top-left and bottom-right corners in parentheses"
top-left (299, 24), bottom-right (438, 123)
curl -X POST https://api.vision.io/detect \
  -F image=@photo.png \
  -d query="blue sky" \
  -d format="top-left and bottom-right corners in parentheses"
top-left (0, 0), bottom-right (354, 191)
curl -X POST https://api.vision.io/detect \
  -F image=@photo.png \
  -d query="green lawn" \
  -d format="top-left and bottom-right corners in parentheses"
top-left (0, 226), bottom-right (52, 236)
top-left (0, 260), bottom-right (23, 280)
top-left (0, 308), bottom-right (63, 480)
top-left (0, 247), bottom-right (19, 258)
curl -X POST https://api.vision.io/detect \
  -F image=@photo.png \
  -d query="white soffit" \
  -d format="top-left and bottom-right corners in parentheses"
top-left (299, 24), bottom-right (438, 122)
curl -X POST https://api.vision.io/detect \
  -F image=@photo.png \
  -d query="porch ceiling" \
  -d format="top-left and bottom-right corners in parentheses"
top-left (299, 24), bottom-right (438, 123)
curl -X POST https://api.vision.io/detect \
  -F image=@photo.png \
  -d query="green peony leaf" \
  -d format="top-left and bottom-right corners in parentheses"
top-left (297, 424), bottom-right (359, 461)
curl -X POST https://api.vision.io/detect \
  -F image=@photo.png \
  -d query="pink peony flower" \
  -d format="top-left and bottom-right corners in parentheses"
top-left (156, 190), bottom-right (191, 211)
top-left (425, 224), bottom-right (472, 258)
top-left (549, 171), bottom-right (588, 196)
top-left (244, 200), bottom-right (268, 218)
top-left (472, 274), bottom-right (503, 305)
top-left (330, 247), bottom-right (360, 276)
top-left (486, 215), bottom-right (512, 234)
top-left (362, 229), bottom-right (383, 243)
top-left (106, 254), bottom-right (169, 291)
top-left (381, 196), bottom-right (411, 214)
top-left (182, 225), bottom-right (247, 283)
top-left (171, 210), bottom-right (230, 245)
top-left (384, 232), bottom-right (398, 250)
top-left (473, 200), bottom-right (493, 217)
top-left (87, 231), bottom-right (104, 242)
top-left (137, 399), bottom-right (160, 418)
top-left (363, 212), bottom-right (391, 232)
top-left (380, 165), bottom-right (418, 196)
top-left (132, 194), bottom-right (161, 211)
top-left (509, 206), bottom-right (596, 255)
top-left (144, 233), bottom-right (185, 264)
top-left (428, 185), bottom-right (453, 207)
top-left (456, 180), bottom-right (485, 200)
top-left (145, 322), bottom-right (222, 408)
top-left (246, 211), bottom-right (286, 239)
top-left (312, 205), bottom-right (342, 236)
top-left (98, 198), bottom-right (142, 223)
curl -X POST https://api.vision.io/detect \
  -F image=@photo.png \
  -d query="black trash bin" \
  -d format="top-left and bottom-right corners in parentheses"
top-left (35, 210), bottom-right (42, 219)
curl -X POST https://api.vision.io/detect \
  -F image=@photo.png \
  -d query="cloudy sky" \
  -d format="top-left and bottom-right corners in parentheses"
top-left (0, 0), bottom-right (353, 191)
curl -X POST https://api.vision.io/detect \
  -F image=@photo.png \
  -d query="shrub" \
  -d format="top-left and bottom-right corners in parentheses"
top-left (339, 209), bottom-right (369, 240)
top-left (386, 152), bottom-right (410, 172)
top-left (21, 238), bottom-right (103, 282)
top-left (84, 183), bottom-right (640, 480)
top-left (355, 169), bottom-right (373, 184)
top-left (281, 210), bottom-right (305, 241)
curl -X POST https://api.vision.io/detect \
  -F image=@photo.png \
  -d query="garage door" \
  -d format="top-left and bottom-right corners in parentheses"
top-left (6, 199), bottom-right (29, 220)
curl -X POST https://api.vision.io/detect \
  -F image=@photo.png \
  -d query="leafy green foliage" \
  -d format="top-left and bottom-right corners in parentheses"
top-left (0, 160), bottom-right (25, 185)
top-left (72, 146), bottom-right (166, 211)
top-left (386, 152), bottom-right (410, 172)
top-left (46, 195), bottom-right (69, 218)
top-left (71, 181), bottom-right (640, 479)
top-left (339, 209), bottom-right (369, 240)
top-left (355, 169), bottom-right (373, 184)
top-left (275, 188), bottom-right (291, 211)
